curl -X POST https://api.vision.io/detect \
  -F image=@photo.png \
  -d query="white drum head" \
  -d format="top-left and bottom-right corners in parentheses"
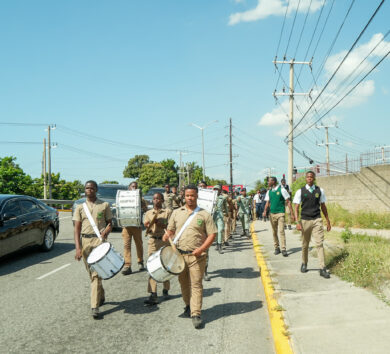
top-left (87, 242), bottom-right (110, 264)
top-left (161, 246), bottom-right (185, 274)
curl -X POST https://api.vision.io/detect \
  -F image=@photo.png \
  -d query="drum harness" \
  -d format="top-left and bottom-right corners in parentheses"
top-left (82, 203), bottom-right (103, 241)
top-left (173, 206), bottom-right (201, 255)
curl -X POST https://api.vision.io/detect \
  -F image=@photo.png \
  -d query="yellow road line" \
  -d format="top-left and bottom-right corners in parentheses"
top-left (250, 223), bottom-right (293, 354)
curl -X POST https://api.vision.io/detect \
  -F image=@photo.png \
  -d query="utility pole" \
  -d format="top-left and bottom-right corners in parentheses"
top-left (48, 125), bottom-right (52, 199)
top-left (273, 59), bottom-right (311, 187)
top-left (179, 151), bottom-right (182, 189)
top-left (43, 138), bottom-right (47, 199)
top-left (316, 123), bottom-right (338, 176)
top-left (229, 117), bottom-right (233, 192)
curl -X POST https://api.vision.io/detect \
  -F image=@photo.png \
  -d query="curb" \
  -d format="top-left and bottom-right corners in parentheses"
top-left (250, 223), bottom-right (293, 354)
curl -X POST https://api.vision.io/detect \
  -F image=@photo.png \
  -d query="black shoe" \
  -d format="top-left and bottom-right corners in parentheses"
top-left (263, 218), bottom-right (266, 222)
top-left (284, 225), bottom-right (287, 230)
top-left (91, 307), bottom-right (100, 319)
top-left (99, 296), bottom-right (105, 307)
top-left (204, 272), bottom-right (211, 281)
top-left (301, 263), bottom-right (308, 273)
top-left (162, 289), bottom-right (170, 299)
top-left (180, 305), bottom-right (191, 318)
top-left (282, 250), bottom-right (288, 257)
top-left (320, 268), bottom-right (330, 279)
top-left (218, 244), bottom-right (223, 254)
top-left (192, 316), bottom-right (203, 329)
top-left (224, 241), bottom-right (230, 247)
top-left (288, 225), bottom-right (292, 230)
top-left (274, 247), bottom-right (281, 255)
top-left (215, 244), bottom-right (219, 250)
top-left (122, 266), bottom-right (132, 275)
top-left (144, 293), bottom-right (158, 305)
top-left (138, 262), bottom-right (146, 271)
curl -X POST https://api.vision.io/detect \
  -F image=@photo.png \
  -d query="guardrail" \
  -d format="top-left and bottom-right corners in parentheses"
top-left (39, 199), bottom-right (75, 210)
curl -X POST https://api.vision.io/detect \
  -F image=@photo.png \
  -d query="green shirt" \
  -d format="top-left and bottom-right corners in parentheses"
top-left (237, 196), bottom-right (251, 215)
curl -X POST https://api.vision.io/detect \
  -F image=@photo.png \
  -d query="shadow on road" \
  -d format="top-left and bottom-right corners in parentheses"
top-left (208, 267), bottom-right (259, 280)
top-left (203, 300), bottom-right (263, 325)
top-left (0, 242), bottom-right (74, 276)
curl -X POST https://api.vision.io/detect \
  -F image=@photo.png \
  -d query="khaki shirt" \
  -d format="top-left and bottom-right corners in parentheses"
top-left (144, 208), bottom-right (172, 237)
top-left (171, 193), bottom-right (182, 209)
top-left (167, 206), bottom-right (217, 252)
top-left (163, 192), bottom-right (173, 210)
top-left (72, 199), bottom-right (112, 235)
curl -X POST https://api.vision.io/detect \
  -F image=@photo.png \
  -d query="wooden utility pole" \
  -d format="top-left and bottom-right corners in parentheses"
top-left (229, 117), bottom-right (233, 192)
top-left (316, 123), bottom-right (338, 176)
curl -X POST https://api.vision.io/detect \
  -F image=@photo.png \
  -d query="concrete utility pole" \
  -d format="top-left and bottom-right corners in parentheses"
top-left (190, 120), bottom-right (218, 181)
top-left (47, 125), bottom-right (52, 199)
top-left (43, 138), bottom-right (47, 199)
top-left (229, 117), bottom-right (233, 192)
top-left (273, 59), bottom-right (311, 188)
top-left (316, 123), bottom-right (338, 176)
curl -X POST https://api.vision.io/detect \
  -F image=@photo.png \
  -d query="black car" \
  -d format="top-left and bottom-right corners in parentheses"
top-left (0, 195), bottom-right (60, 258)
top-left (72, 184), bottom-right (128, 229)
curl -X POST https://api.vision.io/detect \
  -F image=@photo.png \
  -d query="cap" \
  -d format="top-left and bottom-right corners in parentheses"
top-left (213, 185), bottom-right (221, 190)
top-left (241, 187), bottom-right (246, 191)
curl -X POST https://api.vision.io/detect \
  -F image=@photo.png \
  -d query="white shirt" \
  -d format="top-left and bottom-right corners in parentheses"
top-left (253, 194), bottom-right (262, 203)
top-left (264, 185), bottom-right (290, 201)
top-left (293, 184), bottom-right (326, 204)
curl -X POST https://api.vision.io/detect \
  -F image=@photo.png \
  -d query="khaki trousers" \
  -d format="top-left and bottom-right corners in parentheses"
top-left (270, 213), bottom-right (286, 250)
top-left (232, 211), bottom-right (237, 232)
top-left (178, 254), bottom-right (207, 317)
top-left (301, 218), bottom-right (325, 268)
top-left (224, 216), bottom-right (232, 242)
top-left (147, 238), bottom-right (170, 293)
top-left (81, 237), bottom-right (105, 309)
top-left (285, 202), bottom-right (291, 225)
top-left (122, 226), bottom-right (143, 266)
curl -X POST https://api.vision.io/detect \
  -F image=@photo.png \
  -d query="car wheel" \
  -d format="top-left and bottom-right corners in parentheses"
top-left (41, 226), bottom-right (55, 251)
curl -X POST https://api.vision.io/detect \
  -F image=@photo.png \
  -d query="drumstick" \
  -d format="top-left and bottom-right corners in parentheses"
top-left (164, 229), bottom-right (181, 256)
top-left (145, 212), bottom-right (159, 235)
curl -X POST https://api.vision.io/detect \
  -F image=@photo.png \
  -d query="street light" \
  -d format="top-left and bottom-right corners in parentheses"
top-left (190, 120), bottom-right (218, 181)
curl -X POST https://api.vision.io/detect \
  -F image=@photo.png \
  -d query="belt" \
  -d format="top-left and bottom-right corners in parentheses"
top-left (81, 234), bottom-right (97, 238)
top-left (150, 236), bottom-right (163, 240)
top-left (177, 248), bottom-right (192, 255)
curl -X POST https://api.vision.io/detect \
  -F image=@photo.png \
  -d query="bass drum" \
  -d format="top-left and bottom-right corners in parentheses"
top-left (87, 242), bottom-right (124, 280)
top-left (197, 188), bottom-right (218, 215)
top-left (146, 246), bottom-right (185, 283)
top-left (116, 189), bottom-right (142, 227)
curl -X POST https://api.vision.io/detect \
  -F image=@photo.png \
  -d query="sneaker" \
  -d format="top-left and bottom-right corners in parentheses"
top-left (144, 293), bottom-right (158, 305)
top-left (162, 289), bottom-right (170, 299)
top-left (274, 247), bottom-right (281, 255)
top-left (138, 262), bottom-right (146, 271)
top-left (320, 268), bottom-right (330, 279)
top-left (282, 250), bottom-right (288, 257)
top-left (192, 316), bottom-right (203, 329)
top-left (99, 296), bottom-right (105, 307)
top-left (288, 225), bottom-right (292, 230)
top-left (91, 307), bottom-right (100, 319)
top-left (122, 266), bottom-right (132, 275)
top-left (300, 263), bottom-right (308, 273)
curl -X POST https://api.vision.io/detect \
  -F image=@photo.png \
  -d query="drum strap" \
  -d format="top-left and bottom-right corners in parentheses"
top-left (82, 203), bottom-right (102, 240)
top-left (173, 206), bottom-right (201, 244)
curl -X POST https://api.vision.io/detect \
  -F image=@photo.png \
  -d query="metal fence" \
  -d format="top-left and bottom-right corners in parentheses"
top-left (296, 147), bottom-right (390, 178)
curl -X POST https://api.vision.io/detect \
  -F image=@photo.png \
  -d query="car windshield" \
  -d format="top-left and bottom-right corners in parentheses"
top-left (146, 188), bottom-right (164, 196)
top-left (97, 187), bottom-right (127, 199)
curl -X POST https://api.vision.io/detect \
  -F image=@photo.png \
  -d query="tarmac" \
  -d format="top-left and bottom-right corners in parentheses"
top-left (251, 219), bottom-right (390, 354)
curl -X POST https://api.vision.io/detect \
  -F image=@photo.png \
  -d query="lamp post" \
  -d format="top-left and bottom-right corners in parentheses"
top-left (190, 120), bottom-right (218, 181)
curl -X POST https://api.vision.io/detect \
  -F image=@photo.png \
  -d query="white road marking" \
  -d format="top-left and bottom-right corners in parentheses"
top-left (37, 263), bottom-right (71, 280)
top-left (59, 216), bottom-right (72, 220)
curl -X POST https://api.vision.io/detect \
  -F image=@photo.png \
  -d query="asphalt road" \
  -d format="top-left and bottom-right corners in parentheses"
top-left (0, 212), bottom-right (274, 354)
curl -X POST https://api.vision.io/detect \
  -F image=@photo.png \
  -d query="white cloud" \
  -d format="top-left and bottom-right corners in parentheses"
top-left (228, 0), bottom-right (323, 26)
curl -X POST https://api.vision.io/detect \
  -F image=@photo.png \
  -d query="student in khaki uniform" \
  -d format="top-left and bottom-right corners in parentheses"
top-left (163, 184), bottom-right (173, 210)
top-left (293, 171), bottom-right (331, 279)
top-left (170, 185), bottom-right (182, 210)
top-left (143, 192), bottom-right (172, 305)
top-left (163, 184), bottom-right (217, 329)
top-left (121, 181), bottom-right (148, 275)
top-left (73, 180), bottom-right (113, 319)
top-left (223, 189), bottom-right (234, 246)
top-left (263, 177), bottom-right (294, 257)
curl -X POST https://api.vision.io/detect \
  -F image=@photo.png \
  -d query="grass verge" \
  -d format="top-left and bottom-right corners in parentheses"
top-left (325, 228), bottom-right (390, 303)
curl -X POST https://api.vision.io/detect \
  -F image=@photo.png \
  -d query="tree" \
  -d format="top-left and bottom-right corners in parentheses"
top-left (101, 180), bottom-right (119, 184)
top-left (123, 155), bottom-right (150, 178)
top-left (291, 176), bottom-right (306, 199)
top-left (208, 178), bottom-right (228, 186)
top-left (0, 156), bottom-right (34, 195)
top-left (138, 163), bottom-right (167, 193)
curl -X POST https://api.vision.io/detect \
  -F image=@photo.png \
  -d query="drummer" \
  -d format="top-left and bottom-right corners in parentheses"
top-left (143, 192), bottom-right (172, 305)
top-left (163, 184), bottom-right (217, 329)
top-left (73, 180), bottom-right (113, 319)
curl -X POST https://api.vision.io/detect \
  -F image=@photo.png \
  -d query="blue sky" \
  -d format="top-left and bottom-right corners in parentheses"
top-left (0, 0), bottom-right (389, 188)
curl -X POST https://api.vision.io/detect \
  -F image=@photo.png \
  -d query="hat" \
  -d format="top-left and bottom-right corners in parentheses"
top-left (241, 187), bottom-right (246, 191)
top-left (213, 185), bottom-right (221, 190)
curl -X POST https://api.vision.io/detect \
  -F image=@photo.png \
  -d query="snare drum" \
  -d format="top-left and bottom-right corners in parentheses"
top-left (87, 242), bottom-right (124, 280)
top-left (116, 189), bottom-right (142, 227)
top-left (146, 246), bottom-right (185, 283)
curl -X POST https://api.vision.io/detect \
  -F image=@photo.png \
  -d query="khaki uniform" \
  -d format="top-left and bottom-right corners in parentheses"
top-left (73, 199), bottom-right (112, 308)
top-left (144, 208), bottom-right (172, 293)
top-left (163, 192), bottom-right (173, 210)
top-left (170, 193), bottom-right (182, 209)
top-left (301, 218), bottom-right (325, 268)
top-left (224, 196), bottom-right (234, 242)
top-left (167, 206), bottom-right (217, 317)
top-left (122, 197), bottom-right (148, 267)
